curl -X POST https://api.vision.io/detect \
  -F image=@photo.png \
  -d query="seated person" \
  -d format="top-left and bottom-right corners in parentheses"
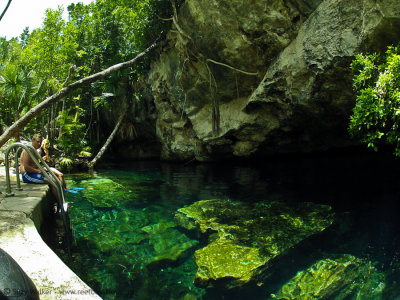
top-left (39, 136), bottom-right (67, 190)
top-left (20, 134), bottom-right (67, 190)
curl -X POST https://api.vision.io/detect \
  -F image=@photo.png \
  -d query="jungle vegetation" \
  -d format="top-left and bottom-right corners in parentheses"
top-left (0, 0), bottom-right (174, 165)
top-left (349, 44), bottom-right (400, 156)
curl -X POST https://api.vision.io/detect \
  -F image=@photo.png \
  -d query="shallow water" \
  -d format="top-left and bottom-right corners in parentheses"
top-left (53, 152), bottom-right (400, 299)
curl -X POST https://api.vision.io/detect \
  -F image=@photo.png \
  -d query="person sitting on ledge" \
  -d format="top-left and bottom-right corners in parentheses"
top-left (20, 133), bottom-right (66, 194)
top-left (38, 136), bottom-right (67, 190)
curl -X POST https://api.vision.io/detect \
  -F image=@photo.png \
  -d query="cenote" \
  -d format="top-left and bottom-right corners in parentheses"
top-left (44, 151), bottom-right (400, 299)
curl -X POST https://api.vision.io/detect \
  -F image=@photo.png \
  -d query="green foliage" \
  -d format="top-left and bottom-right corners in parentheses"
top-left (79, 150), bottom-right (92, 158)
top-left (349, 45), bottom-right (400, 155)
top-left (22, 7), bottom-right (78, 91)
top-left (0, 62), bottom-right (37, 123)
top-left (56, 109), bottom-right (89, 157)
top-left (0, 0), bottom-right (172, 156)
top-left (59, 157), bottom-right (73, 169)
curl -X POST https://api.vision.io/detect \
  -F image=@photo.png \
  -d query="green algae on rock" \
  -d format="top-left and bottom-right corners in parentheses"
top-left (141, 221), bottom-right (176, 234)
top-left (270, 254), bottom-right (385, 299)
top-left (70, 201), bottom-right (200, 297)
top-left (144, 226), bottom-right (199, 269)
top-left (194, 239), bottom-right (265, 286)
top-left (174, 199), bottom-right (334, 288)
top-left (69, 174), bottom-right (153, 208)
top-left (76, 178), bottom-right (128, 208)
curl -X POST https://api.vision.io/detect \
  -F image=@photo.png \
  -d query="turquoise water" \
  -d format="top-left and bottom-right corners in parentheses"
top-left (52, 154), bottom-right (400, 299)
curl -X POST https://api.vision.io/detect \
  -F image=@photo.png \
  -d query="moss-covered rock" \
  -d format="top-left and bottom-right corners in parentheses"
top-left (174, 199), bottom-right (334, 288)
top-left (141, 221), bottom-right (176, 234)
top-left (70, 172), bottom-right (159, 209)
top-left (194, 239), bottom-right (265, 286)
top-left (270, 254), bottom-right (385, 299)
top-left (77, 178), bottom-right (128, 208)
top-left (145, 227), bottom-right (199, 268)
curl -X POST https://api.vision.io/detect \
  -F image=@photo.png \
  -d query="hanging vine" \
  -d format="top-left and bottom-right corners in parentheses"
top-left (168, 0), bottom-right (258, 136)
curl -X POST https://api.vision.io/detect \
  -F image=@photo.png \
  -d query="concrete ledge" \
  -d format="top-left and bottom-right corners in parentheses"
top-left (0, 184), bottom-right (51, 230)
top-left (0, 169), bottom-right (101, 299)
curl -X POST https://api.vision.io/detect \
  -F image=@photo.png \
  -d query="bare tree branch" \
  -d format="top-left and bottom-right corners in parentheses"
top-left (170, 0), bottom-right (191, 41)
top-left (0, 41), bottom-right (160, 148)
top-left (88, 111), bottom-right (125, 169)
top-left (206, 59), bottom-right (258, 76)
top-left (0, 0), bottom-right (12, 22)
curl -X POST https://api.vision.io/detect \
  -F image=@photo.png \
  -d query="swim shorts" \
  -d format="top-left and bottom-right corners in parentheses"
top-left (22, 172), bottom-right (45, 184)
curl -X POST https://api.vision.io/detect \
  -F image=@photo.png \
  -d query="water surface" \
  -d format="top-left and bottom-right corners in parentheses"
top-left (52, 153), bottom-right (400, 299)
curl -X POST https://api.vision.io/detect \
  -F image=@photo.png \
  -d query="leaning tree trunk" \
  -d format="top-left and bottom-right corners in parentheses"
top-left (0, 0), bottom-right (12, 21)
top-left (0, 41), bottom-right (160, 148)
top-left (88, 112), bottom-right (125, 170)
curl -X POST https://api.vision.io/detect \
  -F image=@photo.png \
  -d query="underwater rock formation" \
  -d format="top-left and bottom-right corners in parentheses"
top-left (141, 222), bottom-right (199, 268)
top-left (77, 178), bottom-right (127, 208)
top-left (270, 254), bottom-right (385, 299)
top-left (174, 199), bottom-right (334, 288)
top-left (75, 173), bottom-right (158, 208)
top-left (71, 206), bottom-right (199, 295)
top-left (74, 208), bottom-right (198, 268)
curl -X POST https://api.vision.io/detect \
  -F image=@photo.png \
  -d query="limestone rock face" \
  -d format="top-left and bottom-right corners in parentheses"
top-left (145, 0), bottom-right (400, 160)
top-left (148, 0), bottom-right (321, 160)
top-left (246, 0), bottom-right (400, 154)
top-left (270, 255), bottom-right (385, 299)
top-left (174, 199), bottom-right (334, 288)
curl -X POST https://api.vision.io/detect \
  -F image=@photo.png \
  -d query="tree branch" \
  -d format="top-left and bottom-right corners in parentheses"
top-left (206, 59), bottom-right (258, 76)
top-left (88, 111), bottom-right (125, 169)
top-left (0, 0), bottom-right (12, 22)
top-left (63, 64), bottom-right (76, 87)
top-left (171, 0), bottom-right (192, 41)
top-left (158, 16), bottom-right (173, 21)
top-left (0, 41), bottom-right (160, 148)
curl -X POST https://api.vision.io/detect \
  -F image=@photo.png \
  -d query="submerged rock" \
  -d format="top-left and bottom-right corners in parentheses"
top-left (144, 226), bottom-right (199, 269)
top-left (174, 199), bottom-right (334, 288)
top-left (270, 254), bottom-right (385, 299)
top-left (194, 239), bottom-right (265, 285)
top-left (141, 221), bottom-right (176, 234)
top-left (77, 178), bottom-right (126, 208)
top-left (76, 177), bottom-right (145, 208)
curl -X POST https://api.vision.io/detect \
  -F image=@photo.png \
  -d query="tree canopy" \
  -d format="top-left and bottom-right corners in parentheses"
top-left (0, 0), bottom-right (172, 161)
top-left (349, 44), bottom-right (400, 156)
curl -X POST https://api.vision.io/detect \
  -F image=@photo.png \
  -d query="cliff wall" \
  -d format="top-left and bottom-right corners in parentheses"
top-left (127, 0), bottom-right (400, 161)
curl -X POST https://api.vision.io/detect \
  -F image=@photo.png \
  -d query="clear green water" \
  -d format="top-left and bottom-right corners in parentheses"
top-left (52, 155), bottom-right (400, 299)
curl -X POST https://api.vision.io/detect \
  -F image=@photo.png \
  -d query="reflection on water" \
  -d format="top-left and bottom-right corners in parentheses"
top-left (51, 152), bottom-right (400, 299)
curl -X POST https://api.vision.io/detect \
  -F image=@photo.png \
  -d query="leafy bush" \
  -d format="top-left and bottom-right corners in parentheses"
top-left (349, 44), bottom-right (400, 155)
top-left (56, 109), bottom-right (90, 157)
top-left (59, 157), bottom-right (73, 169)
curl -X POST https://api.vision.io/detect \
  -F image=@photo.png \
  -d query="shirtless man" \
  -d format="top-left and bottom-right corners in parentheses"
top-left (20, 134), bottom-right (46, 184)
top-left (20, 133), bottom-right (67, 187)
top-left (20, 134), bottom-right (67, 208)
